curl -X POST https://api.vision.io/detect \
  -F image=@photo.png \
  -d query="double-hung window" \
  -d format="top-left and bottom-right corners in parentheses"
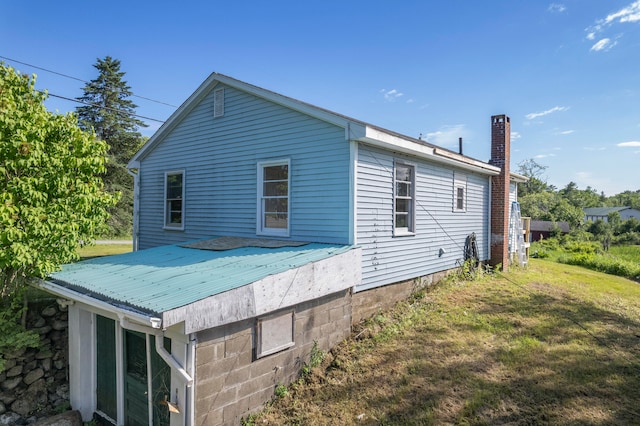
top-left (453, 172), bottom-right (467, 213)
top-left (164, 171), bottom-right (185, 230)
top-left (257, 160), bottom-right (290, 236)
top-left (394, 161), bottom-right (415, 235)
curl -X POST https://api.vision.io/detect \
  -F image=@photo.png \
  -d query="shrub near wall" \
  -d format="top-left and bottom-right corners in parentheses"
top-left (0, 300), bottom-right (70, 425)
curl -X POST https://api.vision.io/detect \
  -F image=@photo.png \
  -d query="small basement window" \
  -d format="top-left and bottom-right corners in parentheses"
top-left (256, 310), bottom-right (294, 358)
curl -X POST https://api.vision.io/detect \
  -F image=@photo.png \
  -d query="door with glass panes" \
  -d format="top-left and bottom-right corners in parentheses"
top-left (96, 315), bottom-right (171, 426)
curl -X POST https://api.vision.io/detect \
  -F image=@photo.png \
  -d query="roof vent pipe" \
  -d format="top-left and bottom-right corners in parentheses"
top-left (459, 137), bottom-right (463, 155)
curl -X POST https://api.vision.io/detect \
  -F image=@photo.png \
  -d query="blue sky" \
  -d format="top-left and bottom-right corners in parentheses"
top-left (2, 1), bottom-right (639, 195)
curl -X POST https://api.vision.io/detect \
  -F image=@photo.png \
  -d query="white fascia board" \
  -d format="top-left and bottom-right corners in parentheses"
top-left (358, 127), bottom-right (436, 157)
top-left (163, 248), bottom-right (361, 334)
top-left (510, 172), bottom-right (529, 183)
top-left (356, 127), bottom-right (500, 176)
top-left (38, 279), bottom-right (158, 328)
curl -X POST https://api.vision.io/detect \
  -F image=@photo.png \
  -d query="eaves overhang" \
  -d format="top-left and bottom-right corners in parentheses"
top-left (355, 126), bottom-right (501, 176)
top-left (509, 172), bottom-right (529, 183)
top-left (38, 278), bottom-right (158, 327)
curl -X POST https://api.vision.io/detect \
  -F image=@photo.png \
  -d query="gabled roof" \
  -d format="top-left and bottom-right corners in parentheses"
top-left (583, 206), bottom-right (632, 216)
top-left (129, 73), bottom-right (503, 176)
top-left (40, 239), bottom-right (358, 331)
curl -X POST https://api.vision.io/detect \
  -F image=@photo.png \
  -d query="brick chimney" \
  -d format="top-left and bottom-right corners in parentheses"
top-left (489, 114), bottom-right (510, 271)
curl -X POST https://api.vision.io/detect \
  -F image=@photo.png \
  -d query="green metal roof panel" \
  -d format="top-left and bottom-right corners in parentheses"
top-left (48, 241), bottom-right (355, 316)
top-left (583, 206), bottom-right (630, 216)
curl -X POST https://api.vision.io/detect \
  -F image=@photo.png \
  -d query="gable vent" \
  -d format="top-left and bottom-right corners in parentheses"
top-left (213, 88), bottom-right (225, 118)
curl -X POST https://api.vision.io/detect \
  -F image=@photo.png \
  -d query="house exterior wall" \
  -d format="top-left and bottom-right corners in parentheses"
top-left (355, 144), bottom-right (490, 291)
top-left (584, 209), bottom-right (640, 223)
top-left (620, 209), bottom-right (640, 221)
top-left (136, 84), bottom-right (351, 249)
top-left (509, 182), bottom-right (518, 208)
top-left (193, 289), bottom-right (351, 425)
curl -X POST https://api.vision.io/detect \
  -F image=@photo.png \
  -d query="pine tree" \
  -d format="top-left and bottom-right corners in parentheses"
top-left (76, 56), bottom-right (146, 236)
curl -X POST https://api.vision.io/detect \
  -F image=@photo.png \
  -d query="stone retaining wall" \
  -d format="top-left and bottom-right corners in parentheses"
top-left (0, 300), bottom-right (70, 425)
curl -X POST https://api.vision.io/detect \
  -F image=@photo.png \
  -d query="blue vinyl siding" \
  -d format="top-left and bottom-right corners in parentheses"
top-left (356, 145), bottom-right (490, 291)
top-left (137, 85), bottom-right (351, 249)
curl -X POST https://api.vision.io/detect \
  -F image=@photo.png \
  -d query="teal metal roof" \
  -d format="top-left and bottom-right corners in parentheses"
top-left (47, 240), bottom-right (355, 316)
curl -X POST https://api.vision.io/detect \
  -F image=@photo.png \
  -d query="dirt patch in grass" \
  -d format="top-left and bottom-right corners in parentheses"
top-left (251, 260), bottom-right (640, 425)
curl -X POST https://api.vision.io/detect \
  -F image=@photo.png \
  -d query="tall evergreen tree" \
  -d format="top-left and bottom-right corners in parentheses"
top-left (76, 56), bottom-right (146, 236)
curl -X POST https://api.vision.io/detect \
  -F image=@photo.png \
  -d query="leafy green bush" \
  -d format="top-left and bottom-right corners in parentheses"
top-left (559, 253), bottom-right (640, 281)
top-left (613, 232), bottom-right (640, 245)
top-left (564, 240), bottom-right (601, 254)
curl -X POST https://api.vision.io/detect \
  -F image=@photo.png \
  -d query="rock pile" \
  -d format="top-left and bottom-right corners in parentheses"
top-left (0, 300), bottom-right (70, 425)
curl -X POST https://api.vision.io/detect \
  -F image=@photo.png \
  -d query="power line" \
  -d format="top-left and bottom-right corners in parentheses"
top-left (47, 92), bottom-right (166, 124)
top-left (0, 55), bottom-right (179, 108)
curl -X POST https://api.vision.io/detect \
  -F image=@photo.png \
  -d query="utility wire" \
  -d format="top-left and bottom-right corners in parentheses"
top-left (0, 55), bottom-right (179, 108)
top-left (367, 149), bottom-right (467, 253)
top-left (47, 92), bottom-right (165, 124)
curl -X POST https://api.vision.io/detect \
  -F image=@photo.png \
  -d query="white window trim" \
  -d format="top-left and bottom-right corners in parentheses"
top-left (393, 160), bottom-right (416, 237)
top-left (257, 159), bottom-right (290, 237)
top-left (453, 172), bottom-right (467, 213)
top-left (163, 170), bottom-right (185, 231)
top-left (255, 310), bottom-right (295, 359)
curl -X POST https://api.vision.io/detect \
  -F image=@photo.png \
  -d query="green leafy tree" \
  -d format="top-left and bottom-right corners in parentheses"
top-left (559, 182), bottom-right (601, 209)
top-left (587, 219), bottom-right (612, 250)
top-left (0, 64), bottom-right (117, 368)
top-left (76, 56), bottom-right (146, 236)
top-left (606, 190), bottom-right (640, 210)
top-left (519, 191), bottom-right (583, 228)
top-left (517, 159), bottom-right (550, 196)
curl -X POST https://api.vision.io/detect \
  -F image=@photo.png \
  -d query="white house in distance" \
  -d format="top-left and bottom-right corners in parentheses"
top-left (39, 74), bottom-right (525, 426)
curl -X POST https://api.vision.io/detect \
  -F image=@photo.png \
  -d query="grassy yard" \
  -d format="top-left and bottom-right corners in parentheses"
top-left (251, 259), bottom-right (640, 425)
top-left (77, 242), bottom-right (132, 259)
top-left (609, 245), bottom-right (640, 263)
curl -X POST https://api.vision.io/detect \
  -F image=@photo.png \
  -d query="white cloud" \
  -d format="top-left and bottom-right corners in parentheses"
top-left (548, 3), bottom-right (566, 13)
top-left (525, 106), bottom-right (569, 120)
top-left (406, 98), bottom-right (415, 104)
top-left (586, 1), bottom-right (640, 50)
top-left (558, 130), bottom-right (575, 135)
top-left (591, 38), bottom-right (616, 52)
top-left (584, 146), bottom-right (606, 151)
top-left (617, 141), bottom-right (640, 147)
top-left (603, 0), bottom-right (640, 24)
top-left (424, 124), bottom-right (468, 148)
top-left (511, 131), bottom-right (522, 139)
top-left (380, 88), bottom-right (404, 102)
top-left (534, 153), bottom-right (556, 159)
